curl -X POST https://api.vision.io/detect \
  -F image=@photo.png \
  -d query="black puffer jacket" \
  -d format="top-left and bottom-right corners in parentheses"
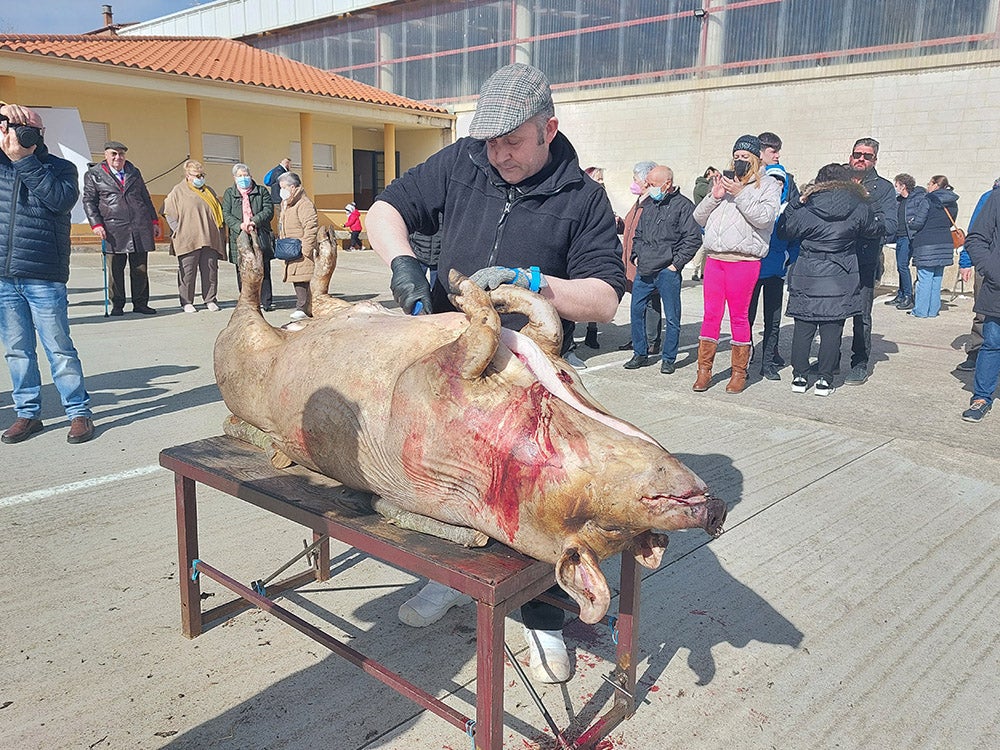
top-left (777, 181), bottom-right (878, 322)
top-left (631, 189), bottom-right (701, 275)
top-left (376, 133), bottom-right (625, 314)
top-left (964, 189), bottom-right (1000, 318)
top-left (0, 144), bottom-right (79, 283)
top-left (82, 161), bottom-right (158, 254)
top-left (910, 188), bottom-right (958, 269)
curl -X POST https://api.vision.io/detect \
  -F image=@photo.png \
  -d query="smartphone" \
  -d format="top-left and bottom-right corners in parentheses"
top-left (722, 169), bottom-right (736, 179)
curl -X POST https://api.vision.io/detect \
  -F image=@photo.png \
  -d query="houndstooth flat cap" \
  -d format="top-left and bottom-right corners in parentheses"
top-left (468, 64), bottom-right (554, 140)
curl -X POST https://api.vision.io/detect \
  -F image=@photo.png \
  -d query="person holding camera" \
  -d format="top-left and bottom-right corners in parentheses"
top-left (691, 135), bottom-right (782, 394)
top-left (0, 102), bottom-right (95, 444)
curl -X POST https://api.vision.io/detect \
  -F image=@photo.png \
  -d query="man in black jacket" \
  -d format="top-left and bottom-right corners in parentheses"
top-left (845, 137), bottom-right (898, 385)
top-left (0, 103), bottom-right (95, 444)
top-left (960, 189), bottom-right (1000, 422)
top-left (367, 63), bottom-right (625, 685)
top-left (624, 165), bottom-right (701, 373)
top-left (83, 141), bottom-right (160, 315)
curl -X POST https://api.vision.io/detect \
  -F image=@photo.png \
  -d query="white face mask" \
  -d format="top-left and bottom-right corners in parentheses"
top-left (279, 188), bottom-right (292, 201)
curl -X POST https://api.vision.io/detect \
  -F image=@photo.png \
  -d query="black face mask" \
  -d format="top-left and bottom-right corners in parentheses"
top-left (733, 159), bottom-right (752, 179)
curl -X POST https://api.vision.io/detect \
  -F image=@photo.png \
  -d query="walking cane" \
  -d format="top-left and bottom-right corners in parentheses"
top-left (101, 239), bottom-right (109, 317)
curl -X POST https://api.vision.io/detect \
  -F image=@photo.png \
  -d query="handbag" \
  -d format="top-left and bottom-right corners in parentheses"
top-left (273, 237), bottom-right (302, 260)
top-left (943, 206), bottom-right (965, 249)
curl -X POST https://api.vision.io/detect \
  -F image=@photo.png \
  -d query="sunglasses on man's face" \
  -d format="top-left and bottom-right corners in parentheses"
top-left (851, 151), bottom-right (876, 161)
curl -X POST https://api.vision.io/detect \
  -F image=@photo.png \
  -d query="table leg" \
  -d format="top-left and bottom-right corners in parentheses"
top-left (175, 474), bottom-right (201, 638)
top-left (313, 531), bottom-right (330, 582)
top-left (616, 553), bottom-right (640, 717)
top-left (475, 600), bottom-right (506, 749)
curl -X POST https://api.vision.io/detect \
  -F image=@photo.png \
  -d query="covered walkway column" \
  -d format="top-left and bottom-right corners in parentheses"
top-left (383, 124), bottom-right (396, 186)
top-left (299, 112), bottom-right (314, 196)
top-left (697, 1), bottom-right (727, 74)
top-left (186, 98), bottom-right (203, 162)
top-left (0, 75), bottom-right (17, 104)
top-left (513, 0), bottom-right (533, 65)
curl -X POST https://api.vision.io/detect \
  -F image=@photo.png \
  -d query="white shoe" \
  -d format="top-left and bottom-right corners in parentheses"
top-left (564, 351), bottom-right (587, 370)
top-left (814, 378), bottom-right (833, 396)
top-left (289, 309), bottom-right (308, 321)
top-left (398, 581), bottom-right (471, 627)
top-left (183, 304), bottom-right (196, 313)
top-left (206, 301), bottom-right (220, 312)
top-left (522, 625), bottom-right (571, 683)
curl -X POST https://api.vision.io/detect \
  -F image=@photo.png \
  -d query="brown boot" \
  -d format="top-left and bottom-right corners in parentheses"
top-left (693, 338), bottom-right (718, 392)
top-left (726, 343), bottom-right (752, 394)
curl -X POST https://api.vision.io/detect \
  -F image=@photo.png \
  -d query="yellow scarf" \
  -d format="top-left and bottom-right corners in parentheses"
top-left (189, 182), bottom-right (224, 229)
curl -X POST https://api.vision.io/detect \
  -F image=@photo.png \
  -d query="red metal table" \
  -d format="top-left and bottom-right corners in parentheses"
top-left (160, 435), bottom-right (639, 749)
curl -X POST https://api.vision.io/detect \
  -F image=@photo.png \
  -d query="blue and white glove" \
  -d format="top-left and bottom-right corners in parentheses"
top-left (469, 265), bottom-right (546, 292)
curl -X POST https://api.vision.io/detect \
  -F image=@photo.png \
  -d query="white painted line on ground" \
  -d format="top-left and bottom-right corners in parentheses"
top-left (0, 464), bottom-right (161, 509)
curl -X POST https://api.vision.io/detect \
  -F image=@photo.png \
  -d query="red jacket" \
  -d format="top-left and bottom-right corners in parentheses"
top-left (346, 209), bottom-right (362, 232)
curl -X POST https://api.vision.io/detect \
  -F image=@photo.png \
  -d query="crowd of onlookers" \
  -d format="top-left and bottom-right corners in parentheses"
top-left (591, 130), bottom-right (996, 422)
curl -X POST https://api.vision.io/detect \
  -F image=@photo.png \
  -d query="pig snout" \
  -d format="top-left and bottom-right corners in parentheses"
top-left (704, 495), bottom-right (727, 538)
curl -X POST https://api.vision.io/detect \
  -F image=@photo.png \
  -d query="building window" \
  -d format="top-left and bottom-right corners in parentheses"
top-left (202, 133), bottom-right (242, 164)
top-left (82, 121), bottom-right (109, 160)
top-left (290, 142), bottom-right (337, 171)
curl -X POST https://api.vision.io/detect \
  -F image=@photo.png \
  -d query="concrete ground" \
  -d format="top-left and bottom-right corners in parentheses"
top-left (1, 250), bottom-right (996, 750)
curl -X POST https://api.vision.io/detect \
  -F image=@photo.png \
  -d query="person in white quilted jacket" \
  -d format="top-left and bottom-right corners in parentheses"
top-left (691, 134), bottom-right (782, 394)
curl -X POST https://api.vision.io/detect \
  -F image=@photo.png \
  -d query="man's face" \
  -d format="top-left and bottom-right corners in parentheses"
top-left (849, 144), bottom-right (877, 172)
top-left (485, 117), bottom-right (557, 185)
top-left (105, 149), bottom-right (126, 171)
top-left (761, 146), bottom-right (780, 166)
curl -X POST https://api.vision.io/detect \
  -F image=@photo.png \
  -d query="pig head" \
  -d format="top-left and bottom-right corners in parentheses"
top-left (215, 232), bottom-right (726, 624)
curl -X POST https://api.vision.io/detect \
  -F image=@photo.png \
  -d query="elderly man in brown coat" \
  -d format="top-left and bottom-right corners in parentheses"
top-left (83, 140), bottom-right (160, 316)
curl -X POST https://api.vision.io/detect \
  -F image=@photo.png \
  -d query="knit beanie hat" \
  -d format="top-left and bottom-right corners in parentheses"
top-left (733, 134), bottom-right (761, 157)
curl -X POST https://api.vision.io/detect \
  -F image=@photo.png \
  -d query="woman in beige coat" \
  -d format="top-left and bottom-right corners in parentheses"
top-left (276, 171), bottom-right (317, 321)
top-left (161, 160), bottom-right (226, 312)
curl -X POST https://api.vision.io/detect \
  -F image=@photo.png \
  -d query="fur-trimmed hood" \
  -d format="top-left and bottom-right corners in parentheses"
top-left (799, 180), bottom-right (870, 222)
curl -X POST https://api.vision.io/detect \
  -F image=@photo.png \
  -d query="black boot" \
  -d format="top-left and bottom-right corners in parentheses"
top-left (884, 292), bottom-right (904, 306)
top-left (584, 324), bottom-right (599, 349)
top-left (896, 296), bottom-right (914, 310)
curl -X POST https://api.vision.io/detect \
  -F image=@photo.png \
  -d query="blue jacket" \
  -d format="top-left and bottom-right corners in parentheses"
top-left (959, 187), bottom-right (996, 268)
top-left (759, 164), bottom-right (800, 279)
top-left (1, 144), bottom-right (80, 283)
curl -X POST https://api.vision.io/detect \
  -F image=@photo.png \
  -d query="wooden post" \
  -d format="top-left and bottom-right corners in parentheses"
top-left (175, 474), bottom-right (202, 638)
top-left (185, 98), bottom-right (203, 163)
top-left (299, 111), bottom-right (314, 197)
top-left (383, 123), bottom-right (396, 186)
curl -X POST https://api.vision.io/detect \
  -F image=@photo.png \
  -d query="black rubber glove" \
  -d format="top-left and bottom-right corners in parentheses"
top-left (389, 255), bottom-right (433, 315)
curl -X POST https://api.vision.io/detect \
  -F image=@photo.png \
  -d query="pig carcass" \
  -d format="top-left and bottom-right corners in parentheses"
top-left (214, 231), bottom-right (726, 624)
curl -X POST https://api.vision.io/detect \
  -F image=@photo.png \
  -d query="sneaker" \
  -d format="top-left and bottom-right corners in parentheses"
top-left (206, 301), bottom-right (221, 312)
top-left (884, 294), bottom-right (903, 306)
top-left (564, 351), bottom-right (587, 370)
top-left (183, 304), bottom-right (197, 313)
top-left (962, 399), bottom-right (992, 423)
top-left (623, 354), bottom-right (649, 370)
top-left (760, 364), bottom-right (781, 381)
top-left (617, 341), bottom-right (633, 351)
top-left (814, 379), bottom-right (833, 397)
top-left (66, 417), bottom-right (95, 444)
top-left (397, 581), bottom-right (472, 627)
top-left (791, 376), bottom-right (808, 393)
top-left (660, 360), bottom-right (675, 374)
top-left (522, 625), bottom-right (571, 684)
top-left (1, 417), bottom-right (43, 444)
top-left (956, 354), bottom-right (978, 372)
top-left (289, 309), bottom-right (309, 321)
top-left (844, 364), bottom-right (868, 386)
top-left (896, 297), bottom-right (914, 311)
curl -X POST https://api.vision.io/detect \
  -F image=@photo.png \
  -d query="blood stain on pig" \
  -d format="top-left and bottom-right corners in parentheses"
top-left (473, 383), bottom-right (566, 540)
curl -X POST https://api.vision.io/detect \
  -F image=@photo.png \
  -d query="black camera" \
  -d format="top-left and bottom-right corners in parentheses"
top-left (0, 116), bottom-right (43, 149)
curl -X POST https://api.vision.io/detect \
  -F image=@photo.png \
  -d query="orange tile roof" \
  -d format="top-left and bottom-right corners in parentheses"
top-left (0, 35), bottom-right (448, 114)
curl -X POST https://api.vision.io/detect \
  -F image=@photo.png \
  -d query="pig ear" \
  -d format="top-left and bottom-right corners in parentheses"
top-left (555, 541), bottom-right (611, 625)
top-left (631, 531), bottom-right (668, 569)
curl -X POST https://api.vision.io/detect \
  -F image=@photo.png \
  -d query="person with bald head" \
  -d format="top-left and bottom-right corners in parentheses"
top-left (623, 164), bottom-right (702, 373)
top-left (0, 102), bottom-right (95, 444)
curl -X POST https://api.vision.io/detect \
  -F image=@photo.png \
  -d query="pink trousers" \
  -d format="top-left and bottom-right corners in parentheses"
top-left (699, 257), bottom-right (761, 345)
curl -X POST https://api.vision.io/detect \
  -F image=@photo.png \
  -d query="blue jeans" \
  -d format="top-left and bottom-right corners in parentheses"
top-left (913, 266), bottom-right (944, 317)
top-left (895, 238), bottom-right (913, 298)
top-left (973, 316), bottom-right (1000, 405)
top-left (631, 268), bottom-right (681, 362)
top-left (0, 278), bottom-right (92, 420)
